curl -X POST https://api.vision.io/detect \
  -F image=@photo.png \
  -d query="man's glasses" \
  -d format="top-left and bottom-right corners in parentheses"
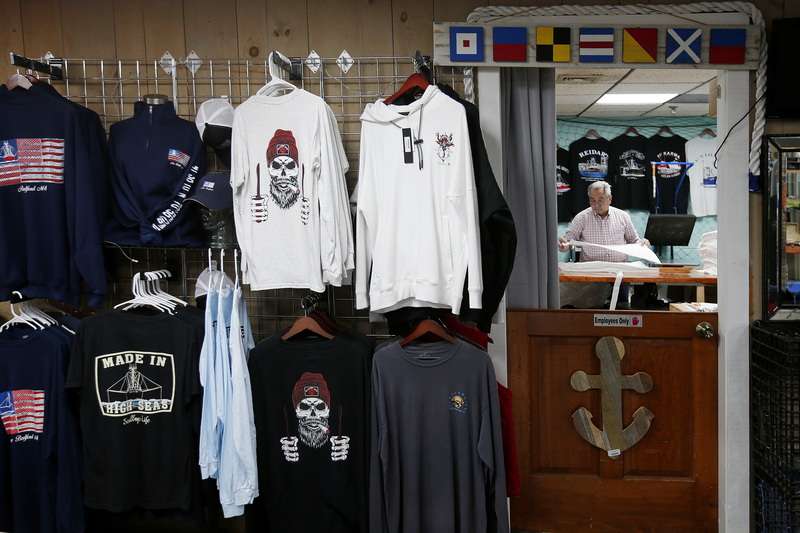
top-left (589, 197), bottom-right (609, 205)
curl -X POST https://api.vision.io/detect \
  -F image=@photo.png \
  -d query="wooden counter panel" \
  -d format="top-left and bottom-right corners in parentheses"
top-left (559, 266), bottom-right (717, 285)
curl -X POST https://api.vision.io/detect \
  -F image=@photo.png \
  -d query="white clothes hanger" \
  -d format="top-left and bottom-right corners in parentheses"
top-left (256, 51), bottom-right (297, 97)
top-left (0, 294), bottom-right (44, 331)
top-left (28, 298), bottom-right (75, 333)
top-left (0, 292), bottom-right (76, 333)
top-left (6, 73), bottom-right (32, 90)
top-left (19, 299), bottom-right (58, 328)
top-left (215, 249), bottom-right (235, 291)
top-left (114, 272), bottom-right (175, 314)
top-left (146, 270), bottom-right (187, 308)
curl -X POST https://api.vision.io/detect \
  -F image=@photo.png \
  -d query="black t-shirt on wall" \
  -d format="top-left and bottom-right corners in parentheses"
top-left (645, 133), bottom-right (689, 213)
top-left (66, 310), bottom-right (201, 512)
top-left (610, 133), bottom-right (649, 210)
top-left (569, 136), bottom-right (612, 216)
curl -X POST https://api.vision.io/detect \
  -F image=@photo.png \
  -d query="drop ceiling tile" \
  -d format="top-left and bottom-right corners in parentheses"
top-left (687, 81), bottom-right (713, 95)
top-left (644, 103), bottom-right (711, 117)
top-left (581, 105), bottom-right (660, 117)
top-left (623, 68), bottom-right (717, 84)
top-left (558, 94), bottom-right (599, 105)
top-left (556, 83), bottom-right (615, 96)
top-left (608, 83), bottom-right (700, 94)
top-left (557, 104), bottom-right (591, 116)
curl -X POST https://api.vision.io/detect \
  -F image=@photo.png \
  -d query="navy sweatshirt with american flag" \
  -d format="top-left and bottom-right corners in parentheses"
top-left (105, 100), bottom-right (207, 247)
top-left (0, 84), bottom-right (107, 307)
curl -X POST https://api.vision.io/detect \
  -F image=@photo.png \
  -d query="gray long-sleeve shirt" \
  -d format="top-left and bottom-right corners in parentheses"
top-left (369, 339), bottom-right (509, 533)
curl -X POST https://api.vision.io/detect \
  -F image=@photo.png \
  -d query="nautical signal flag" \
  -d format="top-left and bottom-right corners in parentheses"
top-left (666, 28), bottom-right (702, 64)
top-left (493, 27), bottom-right (527, 62)
top-left (623, 28), bottom-right (657, 63)
top-left (536, 27), bottom-right (571, 62)
top-left (450, 26), bottom-right (484, 62)
top-left (709, 28), bottom-right (746, 64)
top-left (579, 28), bottom-right (614, 63)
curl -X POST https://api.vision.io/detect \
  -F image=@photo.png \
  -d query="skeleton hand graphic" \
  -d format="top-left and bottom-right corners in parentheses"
top-left (330, 435), bottom-right (350, 461)
top-left (280, 436), bottom-right (299, 462)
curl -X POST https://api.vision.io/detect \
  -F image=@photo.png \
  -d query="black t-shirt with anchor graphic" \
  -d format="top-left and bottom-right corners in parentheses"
top-left (610, 133), bottom-right (649, 211)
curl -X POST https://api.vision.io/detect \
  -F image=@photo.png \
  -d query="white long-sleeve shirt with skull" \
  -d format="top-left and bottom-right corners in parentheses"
top-left (230, 87), bottom-right (352, 291)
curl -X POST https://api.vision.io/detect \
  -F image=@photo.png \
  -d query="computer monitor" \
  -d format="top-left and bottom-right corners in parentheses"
top-left (644, 214), bottom-right (697, 246)
top-left (643, 214), bottom-right (698, 265)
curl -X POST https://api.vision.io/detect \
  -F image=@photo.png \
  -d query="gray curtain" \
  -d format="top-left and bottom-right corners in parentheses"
top-left (501, 67), bottom-right (560, 309)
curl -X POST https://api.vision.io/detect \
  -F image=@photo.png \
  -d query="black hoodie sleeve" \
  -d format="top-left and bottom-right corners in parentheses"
top-left (437, 84), bottom-right (517, 332)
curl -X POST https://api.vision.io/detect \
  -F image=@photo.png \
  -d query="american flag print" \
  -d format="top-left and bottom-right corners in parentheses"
top-left (0, 389), bottom-right (45, 434)
top-left (168, 148), bottom-right (190, 167)
top-left (0, 138), bottom-right (65, 187)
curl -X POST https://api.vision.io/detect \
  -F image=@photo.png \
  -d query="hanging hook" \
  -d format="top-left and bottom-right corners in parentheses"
top-left (301, 291), bottom-right (322, 316)
top-left (270, 50), bottom-right (303, 81)
top-left (267, 51), bottom-right (280, 81)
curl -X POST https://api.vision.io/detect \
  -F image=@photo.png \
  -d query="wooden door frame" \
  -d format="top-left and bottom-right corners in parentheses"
top-left (477, 35), bottom-right (752, 533)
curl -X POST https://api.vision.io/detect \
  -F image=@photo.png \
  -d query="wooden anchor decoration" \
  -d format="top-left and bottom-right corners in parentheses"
top-left (570, 336), bottom-right (654, 459)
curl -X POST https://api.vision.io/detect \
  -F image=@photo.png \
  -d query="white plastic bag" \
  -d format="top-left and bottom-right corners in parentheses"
top-left (697, 230), bottom-right (717, 275)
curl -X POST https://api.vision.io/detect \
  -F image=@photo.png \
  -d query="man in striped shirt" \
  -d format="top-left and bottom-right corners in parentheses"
top-left (558, 180), bottom-right (649, 262)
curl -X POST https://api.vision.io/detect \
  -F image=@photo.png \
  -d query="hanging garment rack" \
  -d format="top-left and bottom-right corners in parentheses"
top-left (9, 52), bottom-right (63, 80)
top-left (270, 50), bottom-right (303, 81)
top-left (8, 53), bottom-right (467, 341)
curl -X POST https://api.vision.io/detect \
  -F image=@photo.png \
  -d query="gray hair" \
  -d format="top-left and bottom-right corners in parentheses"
top-left (588, 180), bottom-right (612, 197)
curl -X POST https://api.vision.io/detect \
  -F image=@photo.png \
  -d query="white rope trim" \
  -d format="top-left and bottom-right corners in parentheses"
top-left (464, 2), bottom-right (767, 178)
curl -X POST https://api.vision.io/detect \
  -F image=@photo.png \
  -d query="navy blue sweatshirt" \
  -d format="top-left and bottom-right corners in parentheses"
top-left (30, 82), bottom-right (112, 232)
top-left (0, 327), bottom-right (85, 533)
top-left (0, 85), bottom-right (107, 307)
top-left (105, 101), bottom-right (207, 247)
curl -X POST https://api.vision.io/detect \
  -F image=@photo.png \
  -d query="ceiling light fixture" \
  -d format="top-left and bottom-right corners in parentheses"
top-left (597, 93), bottom-right (678, 105)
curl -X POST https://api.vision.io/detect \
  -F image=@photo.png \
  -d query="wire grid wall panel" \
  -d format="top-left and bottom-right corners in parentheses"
top-left (26, 55), bottom-right (466, 341)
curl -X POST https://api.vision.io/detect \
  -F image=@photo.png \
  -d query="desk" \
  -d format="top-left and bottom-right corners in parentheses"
top-left (559, 266), bottom-right (717, 301)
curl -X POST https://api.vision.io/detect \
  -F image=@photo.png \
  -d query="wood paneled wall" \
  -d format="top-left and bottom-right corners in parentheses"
top-left (1, 0), bottom-right (799, 323)
top-left (3, 0), bottom-right (799, 81)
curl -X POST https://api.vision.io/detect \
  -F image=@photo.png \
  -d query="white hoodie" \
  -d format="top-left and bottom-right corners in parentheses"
top-left (356, 85), bottom-right (482, 314)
